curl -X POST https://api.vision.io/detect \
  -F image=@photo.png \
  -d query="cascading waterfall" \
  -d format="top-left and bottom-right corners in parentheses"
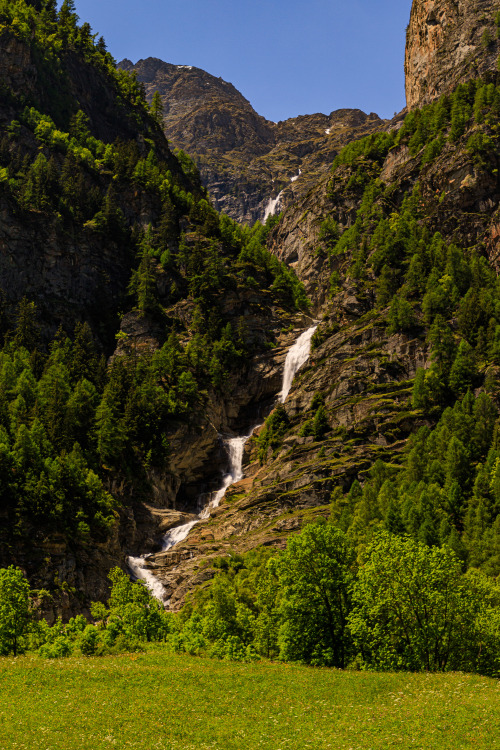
top-left (161, 431), bottom-right (254, 551)
top-left (126, 555), bottom-right (170, 601)
top-left (279, 325), bottom-right (317, 403)
top-left (262, 170), bottom-right (302, 222)
top-left (127, 431), bottom-right (257, 599)
top-left (262, 191), bottom-right (284, 222)
top-left (127, 325), bottom-right (317, 602)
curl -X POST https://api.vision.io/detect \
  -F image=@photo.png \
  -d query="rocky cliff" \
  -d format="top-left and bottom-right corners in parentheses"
top-left (119, 58), bottom-right (385, 224)
top-left (405, 0), bottom-right (500, 109)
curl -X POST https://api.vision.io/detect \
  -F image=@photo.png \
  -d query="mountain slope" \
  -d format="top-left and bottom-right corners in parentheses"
top-left (119, 57), bottom-right (385, 224)
top-left (135, 1), bottom-right (500, 608)
top-left (0, 1), bottom-right (309, 620)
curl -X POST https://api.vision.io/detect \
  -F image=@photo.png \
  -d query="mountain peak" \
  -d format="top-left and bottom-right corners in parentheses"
top-left (121, 57), bottom-right (384, 224)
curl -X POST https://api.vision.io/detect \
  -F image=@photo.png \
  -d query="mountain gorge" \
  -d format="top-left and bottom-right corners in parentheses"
top-left (119, 57), bottom-right (385, 224)
top-left (2, 0), bottom-right (500, 629)
top-left (134, 0), bottom-right (500, 607)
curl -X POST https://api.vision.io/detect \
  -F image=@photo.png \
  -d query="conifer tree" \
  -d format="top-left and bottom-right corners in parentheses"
top-left (13, 298), bottom-right (39, 352)
top-left (150, 91), bottom-right (164, 126)
top-left (449, 341), bottom-right (477, 395)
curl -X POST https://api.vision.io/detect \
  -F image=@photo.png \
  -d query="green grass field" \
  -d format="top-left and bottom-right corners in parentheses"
top-left (0, 647), bottom-right (499, 750)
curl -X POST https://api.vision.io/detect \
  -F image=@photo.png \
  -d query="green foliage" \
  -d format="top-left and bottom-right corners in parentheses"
top-left (150, 91), bottom-right (164, 126)
top-left (256, 404), bottom-right (290, 463)
top-left (333, 132), bottom-right (394, 169)
top-left (331, 389), bottom-right (500, 574)
top-left (0, 564), bottom-right (171, 659)
top-left (299, 397), bottom-right (330, 440)
top-left (349, 532), bottom-right (500, 674)
top-left (93, 567), bottom-right (170, 645)
top-left (0, 567), bottom-right (32, 655)
top-left (271, 522), bottom-right (354, 667)
top-left (386, 296), bottom-right (416, 334)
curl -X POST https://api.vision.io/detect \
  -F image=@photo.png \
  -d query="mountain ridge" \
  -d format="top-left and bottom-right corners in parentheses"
top-left (118, 56), bottom-right (386, 224)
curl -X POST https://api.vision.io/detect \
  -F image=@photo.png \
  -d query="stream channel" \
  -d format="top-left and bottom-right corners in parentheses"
top-left (128, 324), bottom-right (317, 604)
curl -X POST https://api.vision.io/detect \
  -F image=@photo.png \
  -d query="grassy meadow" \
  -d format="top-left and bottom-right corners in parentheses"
top-left (0, 647), bottom-right (499, 750)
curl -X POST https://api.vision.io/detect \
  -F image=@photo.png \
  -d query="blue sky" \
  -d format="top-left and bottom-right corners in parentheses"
top-left (73, 0), bottom-right (412, 122)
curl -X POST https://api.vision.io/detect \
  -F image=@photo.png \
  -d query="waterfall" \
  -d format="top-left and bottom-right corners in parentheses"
top-left (263, 191), bottom-right (284, 222)
top-left (262, 171), bottom-right (302, 222)
top-left (161, 432), bottom-right (254, 551)
top-left (127, 431), bottom-right (257, 594)
top-left (127, 325), bottom-right (317, 601)
top-left (279, 325), bottom-right (317, 403)
top-left (127, 555), bottom-right (169, 602)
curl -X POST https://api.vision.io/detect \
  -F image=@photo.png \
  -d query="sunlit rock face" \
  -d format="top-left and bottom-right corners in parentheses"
top-left (405, 0), bottom-right (500, 110)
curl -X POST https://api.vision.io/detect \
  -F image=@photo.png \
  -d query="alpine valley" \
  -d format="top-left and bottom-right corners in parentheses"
top-left (2, 0), bottom-right (500, 674)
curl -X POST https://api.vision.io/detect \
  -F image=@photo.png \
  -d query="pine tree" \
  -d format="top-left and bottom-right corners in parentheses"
top-left (428, 315), bottom-right (455, 381)
top-left (13, 298), bottom-right (39, 352)
top-left (150, 91), bottom-right (164, 126)
top-left (71, 322), bottom-right (99, 384)
top-left (412, 369), bottom-right (428, 410)
top-left (449, 341), bottom-right (477, 395)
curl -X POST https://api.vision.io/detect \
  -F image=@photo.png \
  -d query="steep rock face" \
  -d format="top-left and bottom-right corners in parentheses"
top-left (119, 58), bottom-right (385, 224)
top-left (119, 58), bottom-right (275, 159)
top-left (0, 32), bottom-right (182, 341)
top-left (405, 0), bottom-right (500, 109)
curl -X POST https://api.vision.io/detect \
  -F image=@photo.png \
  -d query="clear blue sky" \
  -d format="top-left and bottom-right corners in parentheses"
top-left (72, 0), bottom-right (412, 122)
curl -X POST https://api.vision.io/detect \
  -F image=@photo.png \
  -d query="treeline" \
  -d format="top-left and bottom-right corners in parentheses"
top-left (169, 523), bottom-right (500, 675)
top-left (0, 565), bottom-right (168, 657)
top-left (2, 522), bottom-right (499, 678)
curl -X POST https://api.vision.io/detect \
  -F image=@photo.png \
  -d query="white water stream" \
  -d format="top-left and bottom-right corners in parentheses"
top-left (279, 325), bottom-right (317, 403)
top-left (127, 325), bottom-right (317, 601)
top-left (262, 191), bottom-right (284, 222)
top-left (262, 170), bottom-right (302, 222)
top-left (162, 431), bottom-right (254, 551)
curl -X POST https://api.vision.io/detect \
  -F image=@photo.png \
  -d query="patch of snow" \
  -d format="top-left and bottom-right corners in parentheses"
top-left (290, 169), bottom-right (302, 183)
top-left (325, 128), bottom-right (331, 135)
top-left (177, 65), bottom-right (193, 70)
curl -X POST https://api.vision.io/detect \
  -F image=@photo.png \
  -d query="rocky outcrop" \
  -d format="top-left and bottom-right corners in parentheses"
top-left (143, 314), bottom-right (429, 610)
top-left (405, 0), bottom-right (500, 109)
top-left (119, 58), bottom-right (385, 224)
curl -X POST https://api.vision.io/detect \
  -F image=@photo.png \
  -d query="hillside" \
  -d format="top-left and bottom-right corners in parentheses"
top-left (133, 0), bottom-right (500, 609)
top-left (119, 57), bottom-right (385, 224)
top-left (0, 0), bottom-right (309, 619)
top-left (2, 0), bottom-right (500, 641)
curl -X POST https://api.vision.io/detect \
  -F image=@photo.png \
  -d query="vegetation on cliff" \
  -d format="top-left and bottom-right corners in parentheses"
top-left (0, 0), bottom-right (307, 609)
